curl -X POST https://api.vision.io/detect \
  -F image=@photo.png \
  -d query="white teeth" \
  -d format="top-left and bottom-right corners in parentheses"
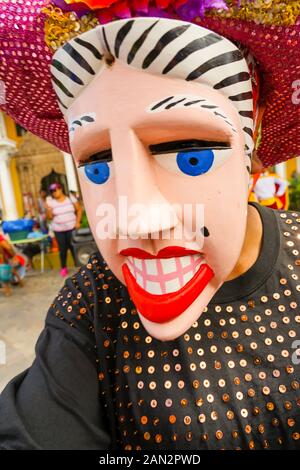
top-left (126, 254), bottom-right (205, 295)
top-left (183, 270), bottom-right (194, 285)
top-left (136, 273), bottom-right (143, 287)
top-left (146, 281), bottom-right (162, 295)
top-left (144, 258), bottom-right (158, 275)
top-left (127, 261), bottom-right (134, 275)
top-left (165, 278), bottom-right (181, 293)
top-left (180, 256), bottom-right (193, 268)
top-left (134, 258), bottom-right (143, 270)
top-left (160, 258), bottom-right (176, 274)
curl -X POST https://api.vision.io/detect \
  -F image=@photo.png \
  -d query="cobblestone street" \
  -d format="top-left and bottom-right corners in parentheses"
top-left (0, 269), bottom-right (76, 392)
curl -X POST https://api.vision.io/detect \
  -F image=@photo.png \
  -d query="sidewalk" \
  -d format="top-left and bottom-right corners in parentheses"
top-left (0, 269), bottom-right (76, 392)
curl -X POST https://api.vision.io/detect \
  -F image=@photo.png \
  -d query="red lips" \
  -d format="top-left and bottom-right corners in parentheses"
top-left (122, 262), bottom-right (214, 324)
top-left (120, 246), bottom-right (201, 259)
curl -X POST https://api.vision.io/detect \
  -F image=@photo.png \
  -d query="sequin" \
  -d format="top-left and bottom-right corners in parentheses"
top-left (164, 381), bottom-right (171, 389)
top-left (196, 398), bottom-right (204, 407)
top-left (245, 424), bottom-right (252, 434)
top-left (184, 416), bottom-right (191, 425)
top-left (140, 416), bottom-right (148, 425)
top-left (266, 402), bottom-right (275, 411)
top-left (169, 415), bottom-right (176, 424)
top-left (192, 380), bottom-right (200, 389)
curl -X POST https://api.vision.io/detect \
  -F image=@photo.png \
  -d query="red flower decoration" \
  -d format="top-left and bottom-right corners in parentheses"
top-left (64, 0), bottom-right (187, 12)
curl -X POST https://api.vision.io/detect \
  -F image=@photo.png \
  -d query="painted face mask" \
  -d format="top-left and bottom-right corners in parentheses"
top-left (51, 17), bottom-right (255, 340)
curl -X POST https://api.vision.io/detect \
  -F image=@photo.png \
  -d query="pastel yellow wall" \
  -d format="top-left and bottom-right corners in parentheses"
top-left (4, 114), bottom-right (22, 146)
top-left (286, 157), bottom-right (297, 179)
top-left (3, 113), bottom-right (24, 217)
top-left (10, 157), bottom-right (24, 217)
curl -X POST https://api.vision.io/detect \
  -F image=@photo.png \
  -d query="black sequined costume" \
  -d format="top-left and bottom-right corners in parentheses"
top-left (0, 204), bottom-right (299, 450)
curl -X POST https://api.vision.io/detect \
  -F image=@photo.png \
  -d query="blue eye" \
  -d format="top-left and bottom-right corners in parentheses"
top-left (176, 149), bottom-right (214, 176)
top-left (84, 162), bottom-right (110, 184)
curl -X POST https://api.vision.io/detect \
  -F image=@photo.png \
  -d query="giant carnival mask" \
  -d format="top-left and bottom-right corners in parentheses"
top-left (51, 17), bottom-right (255, 340)
top-left (1, 2), bottom-right (299, 337)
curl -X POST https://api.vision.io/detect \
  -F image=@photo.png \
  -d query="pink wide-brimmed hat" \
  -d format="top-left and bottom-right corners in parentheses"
top-left (0, 0), bottom-right (299, 168)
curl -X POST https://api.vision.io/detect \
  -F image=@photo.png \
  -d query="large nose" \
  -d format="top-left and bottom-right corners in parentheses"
top-left (110, 128), bottom-right (178, 237)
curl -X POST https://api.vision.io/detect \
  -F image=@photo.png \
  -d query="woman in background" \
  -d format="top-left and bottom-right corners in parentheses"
top-left (46, 183), bottom-right (82, 277)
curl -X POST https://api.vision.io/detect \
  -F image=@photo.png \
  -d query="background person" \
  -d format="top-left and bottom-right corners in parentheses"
top-left (253, 170), bottom-right (289, 210)
top-left (0, 233), bottom-right (25, 290)
top-left (46, 183), bottom-right (82, 277)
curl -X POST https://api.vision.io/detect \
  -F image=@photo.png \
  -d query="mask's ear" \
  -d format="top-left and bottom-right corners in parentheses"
top-left (251, 149), bottom-right (264, 174)
top-left (251, 99), bottom-right (266, 175)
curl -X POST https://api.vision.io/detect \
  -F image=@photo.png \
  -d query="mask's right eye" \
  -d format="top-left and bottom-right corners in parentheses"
top-left (78, 150), bottom-right (112, 185)
top-left (82, 162), bottom-right (110, 185)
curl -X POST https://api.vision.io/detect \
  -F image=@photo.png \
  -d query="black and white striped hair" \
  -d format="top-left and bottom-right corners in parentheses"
top-left (50, 17), bottom-right (254, 158)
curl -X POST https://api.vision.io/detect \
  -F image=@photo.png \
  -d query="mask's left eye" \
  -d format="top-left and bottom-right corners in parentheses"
top-left (151, 140), bottom-right (232, 177)
top-left (154, 148), bottom-right (232, 176)
top-left (79, 161), bottom-right (110, 185)
top-left (177, 149), bottom-right (215, 176)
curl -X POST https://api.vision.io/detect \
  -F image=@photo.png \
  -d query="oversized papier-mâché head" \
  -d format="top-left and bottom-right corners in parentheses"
top-left (1, 2), bottom-right (299, 341)
top-left (50, 17), bottom-right (257, 340)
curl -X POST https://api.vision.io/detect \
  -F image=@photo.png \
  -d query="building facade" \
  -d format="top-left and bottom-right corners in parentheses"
top-left (0, 111), bottom-right (79, 221)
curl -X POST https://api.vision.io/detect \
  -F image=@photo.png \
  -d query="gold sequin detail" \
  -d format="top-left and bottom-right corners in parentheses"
top-left (43, 5), bottom-right (99, 51)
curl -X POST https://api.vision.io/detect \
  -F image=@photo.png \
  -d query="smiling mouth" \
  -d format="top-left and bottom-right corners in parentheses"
top-left (121, 247), bottom-right (214, 324)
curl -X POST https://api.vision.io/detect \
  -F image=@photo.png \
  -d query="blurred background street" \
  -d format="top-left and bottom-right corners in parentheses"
top-left (0, 269), bottom-right (76, 392)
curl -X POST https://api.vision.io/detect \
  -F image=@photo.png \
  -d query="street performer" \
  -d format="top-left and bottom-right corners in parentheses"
top-left (0, 0), bottom-right (300, 450)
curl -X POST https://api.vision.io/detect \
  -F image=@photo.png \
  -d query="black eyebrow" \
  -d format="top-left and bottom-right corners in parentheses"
top-left (70, 115), bottom-right (95, 128)
top-left (81, 115), bottom-right (95, 123)
top-left (78, 149), bottom-right (112, 167)
top-left (149, 139), bottom-right (231, 155)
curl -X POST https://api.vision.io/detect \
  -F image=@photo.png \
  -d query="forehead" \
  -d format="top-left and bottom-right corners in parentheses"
top-left (67, 61), bottom-right (240, 129)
